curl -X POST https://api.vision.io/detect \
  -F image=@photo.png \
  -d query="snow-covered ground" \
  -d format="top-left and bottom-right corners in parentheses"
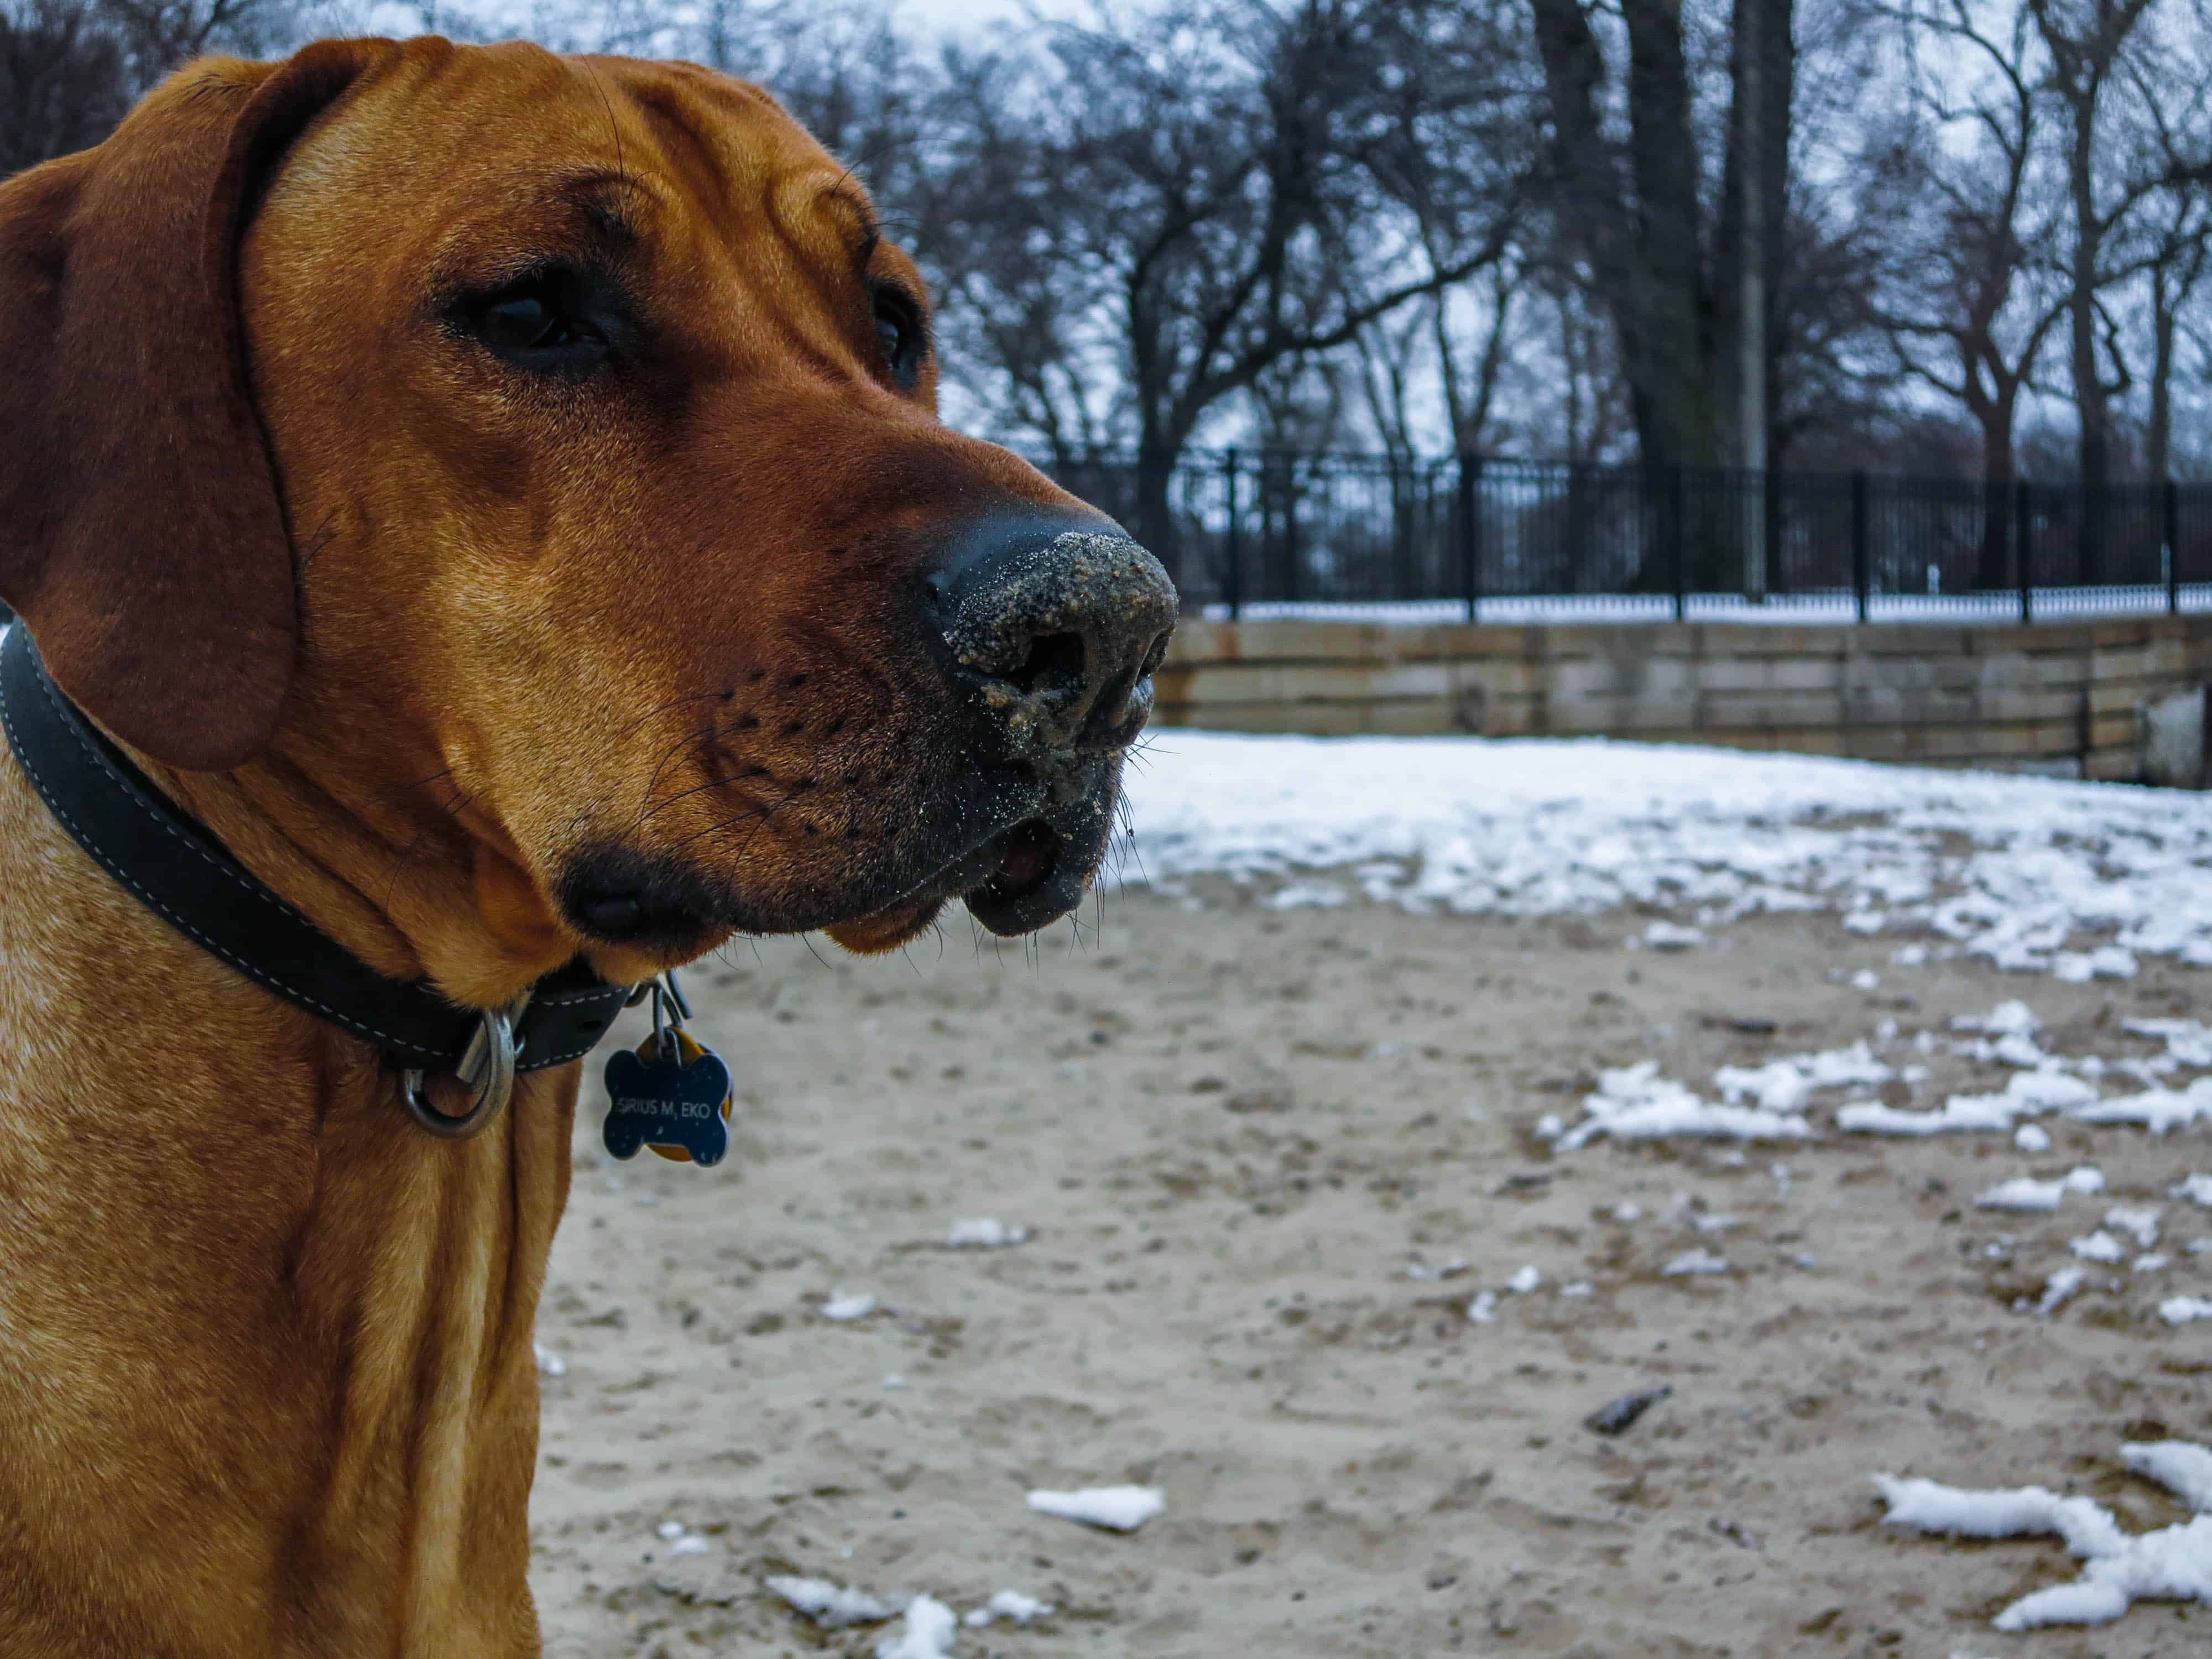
top-left (1200, 583), bottom-right (2212, 626)
top-left (1877, 1441), bottom-right (2212, 1630)
top-left (1099, 731), bottom-right (2212, 1640)
top-left (1116, 732), bottom-right (2212, 980)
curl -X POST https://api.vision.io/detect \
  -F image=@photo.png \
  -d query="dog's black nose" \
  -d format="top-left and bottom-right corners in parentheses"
top-left (930, 512), bottom-right (1178, 758)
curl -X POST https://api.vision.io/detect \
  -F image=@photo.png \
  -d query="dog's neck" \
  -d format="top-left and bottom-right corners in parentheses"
top-left (0, 748), bottom-right (565, 1655)
top-left (142, 724), bottom-right (582, 1011)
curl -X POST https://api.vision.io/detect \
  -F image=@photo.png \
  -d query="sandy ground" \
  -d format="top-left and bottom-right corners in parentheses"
top-left (532, 883), bottom-right (2211, 1659)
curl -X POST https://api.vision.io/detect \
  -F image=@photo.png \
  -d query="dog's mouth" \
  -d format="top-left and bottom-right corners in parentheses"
top-left (562, 757), bottom-right (1118, 966)
top-left (825, 814), bottom-right (1077, 954)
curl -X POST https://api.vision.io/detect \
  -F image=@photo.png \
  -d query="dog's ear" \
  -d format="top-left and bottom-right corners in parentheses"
top-left (0, 39), bottom-right (397, 770)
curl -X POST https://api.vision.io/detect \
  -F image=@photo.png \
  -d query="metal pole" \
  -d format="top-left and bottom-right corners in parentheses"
top-left (1736, 0), bottom-right (1767, 602)
top-left (2016, 477), bottom-right (2033, 624)
top-left (1671, 465), bottom-right (1689, 623)
top-left (1850, 469), bottom-right (1870, 624)
top-left (1222, 448), bottom-right (1241, 622)
top-left (2166, 477), bottom-right (2181, 617)
top-left (1458, 453), bottom-right (1481, 622)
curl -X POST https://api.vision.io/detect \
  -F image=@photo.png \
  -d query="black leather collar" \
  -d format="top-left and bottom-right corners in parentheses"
top-left (0, 624), bottom-right (632, 1078)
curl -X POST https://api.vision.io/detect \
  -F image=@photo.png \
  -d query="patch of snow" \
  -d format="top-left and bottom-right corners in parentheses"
top-left (2173, 1173), bottom-right (2212, 1209)
top-left (2126, 1019), bottom-right (2212, 1068)
top-left (1465, 1290), bottom-right (1498, 1324)
top-left (2034, 1265), bottom-right (2088, 1315)
top-left (2134, 1254), bottom-right (2169, 1273)
top-left (948, 1218), bottom-right (1030, 1248)
top-left (534, 1343), bottom-right (566, 1378)
top-left (1841, 1071), bottom-right (2096, 1137)
top-left (1561, 1280), bottom-right (1594, 1297)
top-left (1661, 1248), bottom-right (1730, 1277)
top-left (1850, 968), bottom-right (1881, 991)
top-left (2015, 1124), bottom-right (2052, 1153)
top-left (1643, 921), bottom-right (1706, 950)
top-left (1954, 1001), bottom-right (2041, 1037)
top-left (2068, 1077), bottom-right (2212, 1135)
top-left (2160, 1296), bottom-right (2212, 1325)
top-left (767, 1576), bottom-right (901, 1629)
top-left (1115, 736), bottom-right (2212, 979)
top-left (1553, 1061), bottom-right (1814, 1152)
top-left (1267, 881), bottom-right (1349, 910)
top-left (2106, 1206), bottom-right (2162, 1249)
top-left (1715, 1043), bottom-right (1892, 1113)
top-left (2125, 1442), bottom-right (2212, 1514)
top-left (822, 1292), bottom-right (878, 1322)
top-left (1891, 943), bottom-right (1929, 966)
top-left (2070, 1230), bottom-right (2126, 1264)
top-left (1404, 1257), bottom-right (1469, 1282)
top-left (964, 1590), bottom-right (1056, 1628)
top-left (874, 1594), bottom-right (959, 1659)
top-left (1026, 1485), bottom-right (1165, 1532)
top-left (1874, 1440), bottom-right (2212, 1631)
top-left (2052, 946), bottom-right (2139, 983)
top-left (1976, 1167), bottom-right (2105, 1212)
top-left (668, 1534), bottom-right (709, 1557)
top-left (1506, 1265), bottom-right (1541, 1294)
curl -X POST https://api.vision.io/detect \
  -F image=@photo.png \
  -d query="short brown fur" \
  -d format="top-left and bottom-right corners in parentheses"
top-left (0, 37), bottom-right (1110, 1656)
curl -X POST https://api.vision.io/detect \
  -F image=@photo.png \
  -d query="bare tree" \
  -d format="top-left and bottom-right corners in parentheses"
top-left (2143, 194), bottom-right (2210, 481)
top-left (1526, 0), bottom-right (1715, 474)
top-left (1, 0), bottom-right (129, 175)
top-left (2121, 1), bottom-right (2212, 482)
top-left (927, 0), bottom-right (1524, 571)
top-left (1872, 0), bottom-right (2067, 583)
top-left (2023, 0), bottom-right (2166, 572)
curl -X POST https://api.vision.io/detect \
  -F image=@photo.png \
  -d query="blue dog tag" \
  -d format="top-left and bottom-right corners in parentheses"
top-left (602, 1030), bottom-right (732, 1167)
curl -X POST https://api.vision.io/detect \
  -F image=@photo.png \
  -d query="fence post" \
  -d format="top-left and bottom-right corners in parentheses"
top-left (2166, 477), bottom-right (2182, 617)
top-left (1222, 448), bottom-right (1241, 622)
top-left (1850, 470), bottom-right (1871, 624)
top-left (1457, 452), bottom-right (1481, 623)
top-left (1670, 465), bottom-right (1688, 622)
top-left (2015, 478), bottom-right (2033, 624)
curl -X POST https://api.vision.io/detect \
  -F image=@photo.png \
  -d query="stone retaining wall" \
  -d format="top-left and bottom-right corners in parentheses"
top-left (1152, 614), bottom-right (2212, 779)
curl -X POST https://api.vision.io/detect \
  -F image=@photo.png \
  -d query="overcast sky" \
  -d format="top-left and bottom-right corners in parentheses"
top-left (894, 0), bottom-right (1081, 33)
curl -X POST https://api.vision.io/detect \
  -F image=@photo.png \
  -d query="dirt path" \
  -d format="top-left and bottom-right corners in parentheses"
top-left (532, 884), bottom-right (2210, 1658)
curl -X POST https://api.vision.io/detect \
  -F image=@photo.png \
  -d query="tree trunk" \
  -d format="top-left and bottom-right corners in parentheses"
top-left (2148, 268), bottom-right (2179, 484)
top-left (1132, 436), bottom-right (1182, 596)
top-left (1528, 0), bottom-right (1719, 475)
top-left (2068, 195), bottom-right (2109, 580)
top-left (1976, 405), bottom-right (2016, 592)
top-left (1620, 0), bottom-right (1718, 473)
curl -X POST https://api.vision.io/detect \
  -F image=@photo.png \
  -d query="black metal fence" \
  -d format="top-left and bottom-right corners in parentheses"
top-left (1032, 450), bottom-right (2212, 623)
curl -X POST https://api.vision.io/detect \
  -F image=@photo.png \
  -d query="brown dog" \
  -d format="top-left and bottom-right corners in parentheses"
top-left (0, 37), bottom-right (1173, 1656)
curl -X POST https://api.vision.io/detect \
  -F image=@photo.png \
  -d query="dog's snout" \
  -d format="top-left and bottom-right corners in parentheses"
top-left (933, 512), bottom-right (1178, 757)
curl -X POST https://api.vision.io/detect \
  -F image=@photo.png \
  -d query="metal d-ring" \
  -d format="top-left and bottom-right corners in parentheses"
top-left (401, 1004), bottom-right (521, 1140)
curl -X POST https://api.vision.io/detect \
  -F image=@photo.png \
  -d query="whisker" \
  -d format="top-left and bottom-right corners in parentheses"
top-left (643, 768), bottom-right (765, 821)
top-left (637, 719), bottom-right (731, 822)
top-left (619, 688), bottom-right (731, 737)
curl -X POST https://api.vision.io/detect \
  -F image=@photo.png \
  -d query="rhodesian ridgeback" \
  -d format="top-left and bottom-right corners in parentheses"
top-left (0, 36), bottom-right (1174, 1656)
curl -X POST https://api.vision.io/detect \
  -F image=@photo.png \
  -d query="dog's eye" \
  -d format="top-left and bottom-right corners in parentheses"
top-left (484, 290), bottom-right (566, 351)
top-left (462, 274), bottom-right (609, 374)
top-left (870, 285), bottom-right (926, 388)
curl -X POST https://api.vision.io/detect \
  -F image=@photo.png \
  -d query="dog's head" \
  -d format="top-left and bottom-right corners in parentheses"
top-left (0, 39), bottom-right (1175, 993)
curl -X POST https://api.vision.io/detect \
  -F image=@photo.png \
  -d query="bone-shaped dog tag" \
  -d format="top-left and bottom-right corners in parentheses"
top-left (601, 1029), bottom-right (732, 1167)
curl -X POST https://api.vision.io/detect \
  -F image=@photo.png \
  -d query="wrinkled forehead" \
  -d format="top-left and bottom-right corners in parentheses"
top-left (266, 41), bottom-right (879, 284)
